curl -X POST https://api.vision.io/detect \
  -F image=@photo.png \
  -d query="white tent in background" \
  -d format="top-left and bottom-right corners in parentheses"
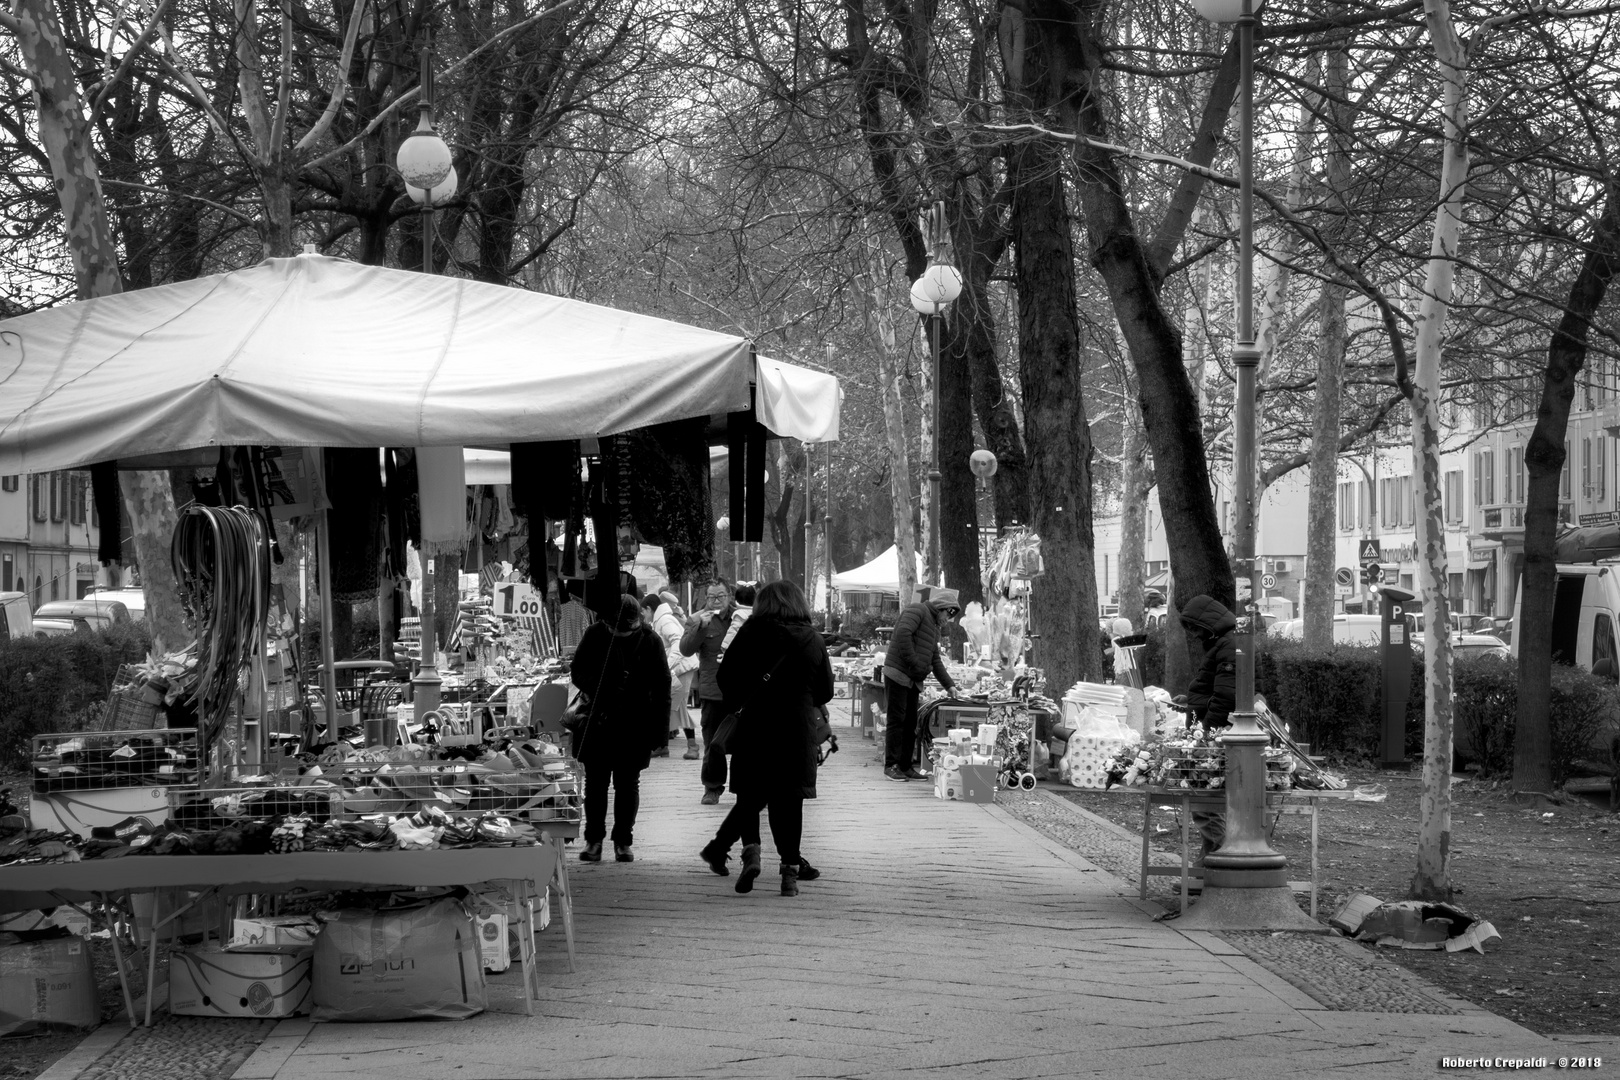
top-left (830, 545), bottom-right (924, 595)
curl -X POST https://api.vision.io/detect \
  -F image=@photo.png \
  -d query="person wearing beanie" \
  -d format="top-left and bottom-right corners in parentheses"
top-left (880, 587), bottom-right (961, 782)
top-left (570, 594), bottom-right (670, 862)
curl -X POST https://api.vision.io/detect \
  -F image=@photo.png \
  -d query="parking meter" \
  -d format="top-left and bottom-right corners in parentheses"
top-left (1376, 584), bottom-right (1416, 769)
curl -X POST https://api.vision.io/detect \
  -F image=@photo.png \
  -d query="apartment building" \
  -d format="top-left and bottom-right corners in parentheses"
top-left (0, 470), bottom-right (110, 607)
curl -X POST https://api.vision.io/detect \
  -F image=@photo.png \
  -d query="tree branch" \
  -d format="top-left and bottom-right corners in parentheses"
top-left (294, 0), bottom-right (369, 151)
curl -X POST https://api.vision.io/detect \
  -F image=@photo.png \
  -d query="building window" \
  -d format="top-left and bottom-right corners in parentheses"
top-left (69, 474), bottom-right (86, 526)
top-left (29, 475), bottom-right (45, 522)
top-left (1338, 482), bottom-right (1356, 531)
top-left (33, 575), bottom-right (42, 606)
top-left (0, 475), bottom-right (16, 492)
top-left (49, 574), bottom-right (58, 602)
top-left (1597, 435), bottom-right (1607, 502)
top-left (1, 555), bottom-right (11, 596)
top-left (49, 473), bottom-right (66, 523)
top-left (1444, 471), bottom-right (1463, 524)
top-left (1562, 440), bottom-right (1572, 500)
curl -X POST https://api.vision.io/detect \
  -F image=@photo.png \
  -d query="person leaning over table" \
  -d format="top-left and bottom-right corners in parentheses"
top-left (1175, 593), bottom-right (1237, 869)
top-left (570, 594), bottom-right (669, 863)
top-left (680, 578), bottom-right (737, 805)
top-left (881, 587), bottom-right (961, 782)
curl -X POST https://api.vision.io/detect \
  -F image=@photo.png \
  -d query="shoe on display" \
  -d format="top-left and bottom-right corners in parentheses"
top-left (701, 789), bottom-right (721, 805)
top-left (902, 767), bottom-right (929, 781)
top-left (699, 840), bottom-right (730, 876)
top-left (883, 765), bottom-right (909, 782)
top-left (614, 844), bottom-right (634, 862)
top-left (796, 860), bottom-right (820, 881)
top-left (579, 842), bottom-right (603, 863)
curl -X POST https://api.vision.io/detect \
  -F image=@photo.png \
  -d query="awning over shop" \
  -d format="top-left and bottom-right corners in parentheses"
top-left (1143, 568), bottom-right (1171, 590)
top-left (830, 545), bottom-right (924, 595)
top-left (0, 254), bottom-right (838, 474)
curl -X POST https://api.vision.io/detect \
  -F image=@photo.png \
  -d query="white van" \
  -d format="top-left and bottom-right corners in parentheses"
top-left (0, 592), bottom-right (31, 644)
top-left (85, 587), bottom-right (147, 621)
top-left (1509, 562), bottom-right (1620, 675)
top-left (1270, 613), bottom-right (1385, 645)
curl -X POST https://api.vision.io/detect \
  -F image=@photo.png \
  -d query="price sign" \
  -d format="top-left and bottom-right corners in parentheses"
top-left (495, 583), bottom-right (543, 619)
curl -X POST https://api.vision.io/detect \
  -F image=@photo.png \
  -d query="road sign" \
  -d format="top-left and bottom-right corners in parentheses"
top-left (494, 582), bottom-right (543, 619)
top-left (1335, 583), bottom-right (1352, 598)
top-left (1334, 566), bottom-right (1355, 588)
top-left (1358, 539), bottom-right (1382, 567)
top-left (1260, 573), bottom-right (1277, 590)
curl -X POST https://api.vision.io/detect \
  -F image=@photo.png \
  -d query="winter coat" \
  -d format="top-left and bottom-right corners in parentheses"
top-left (653, 603), bottom-right (698, 679)
top-left (717, 615), bottom-right (835, 801)
top-left (679, 601), bottom-right (736, 701)
top-left (1182, 595), bottom-right (1237, 728)
top-left (882, 600), bottom-right (957, 691)
top-left (569, 622), bottom-right (670, 768)
top-left (721, 605), bottom-right (752, 652)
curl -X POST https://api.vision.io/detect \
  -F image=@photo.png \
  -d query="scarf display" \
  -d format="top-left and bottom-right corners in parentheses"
top-left (725, 410), bottom-right (768, 543)
top-left (622, 417), bottom-right (714, 583)
top-left (416, 446), bottom-right (467, 559)
top-left (91, 461), bottom-right (121, 566)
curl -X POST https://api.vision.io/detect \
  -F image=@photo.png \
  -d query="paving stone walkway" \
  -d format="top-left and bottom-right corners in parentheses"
top-left (208, 734), bottom-right (1579, 1080)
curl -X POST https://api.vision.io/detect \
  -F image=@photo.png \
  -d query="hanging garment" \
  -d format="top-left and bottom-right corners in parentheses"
top-left (324, 447), bottom-right (384, 603)
top-left (623, 417), bottom-right (713, 584)
top-left (382, 449), bottom-right (415, 580)
top-left (90, 461), bottom-right (121, 566)
top-left (584, 448), bottom-right (621, 619)
top-left (510, 441), bottom-right (579, 523)
top-left (416, 446), bottom-right (467, 558)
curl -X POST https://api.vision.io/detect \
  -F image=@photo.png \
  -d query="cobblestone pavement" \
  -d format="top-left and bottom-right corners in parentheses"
top-left (1218, 932), bottom-right (1460, 1014)
top-left (74, 1017), bottom-right (275, 1080)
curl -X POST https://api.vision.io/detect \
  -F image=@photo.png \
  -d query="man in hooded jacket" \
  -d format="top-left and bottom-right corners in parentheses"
top-left (881, 588), bottom-right (960, 782)
top-left (1179, 593), bottom-right (1237, 864)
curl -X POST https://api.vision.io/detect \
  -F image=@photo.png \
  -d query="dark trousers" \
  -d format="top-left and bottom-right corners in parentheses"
top-left (884, 677), bottom-right (920, 770)
top-left (713, 791), bottom-right (804, 867)
top-left (699, 698), bottom-right (728, 793)
top-left (583, 760), bottom-right (641, 847)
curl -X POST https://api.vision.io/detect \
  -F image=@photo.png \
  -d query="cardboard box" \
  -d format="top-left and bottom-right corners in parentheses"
top-left (1329, 893), bottom-right (1384, 936)
top-left (168, 945), bottom-right (313, 1018)
top-left (0, 935), bottom-right (99, 1035)
top-left (231, 916), bottom-right (320, 949)
top-left (957, 764), bottom-right (997, 803)
top-left (311, 899), bottom-right (485, 1021)
top-left (28, 787), bottom-right (171, 837)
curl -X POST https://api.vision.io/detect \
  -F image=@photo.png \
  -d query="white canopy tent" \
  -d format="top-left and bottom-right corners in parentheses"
top-left (0, 254), bottom-right (840, 473)
top-left (0, 253), bottom-right (842, 735)
top-left (830, 545), bottom-right (923, 595)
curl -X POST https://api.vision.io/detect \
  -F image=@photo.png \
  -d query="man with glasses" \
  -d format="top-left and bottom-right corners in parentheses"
top-left (681, 579), bottom-right (738, 804)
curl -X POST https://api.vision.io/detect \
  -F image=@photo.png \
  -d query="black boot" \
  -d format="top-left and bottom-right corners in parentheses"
top-left (796, 859), bottom-right (820, 881)
top-left (699, 839), bottom-right (730, 876)
top-left (780, 861), bottom-right (800, 897)
top-left (735, 844), bottom-right (762, 893)
top-left (579, 842), bottom-right (603, 863)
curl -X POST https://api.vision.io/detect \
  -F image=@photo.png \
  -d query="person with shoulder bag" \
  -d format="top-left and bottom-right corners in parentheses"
top-left (569, 595), bottom-right (670, 863)
top-left (697, 580), bottom-right (835, 897)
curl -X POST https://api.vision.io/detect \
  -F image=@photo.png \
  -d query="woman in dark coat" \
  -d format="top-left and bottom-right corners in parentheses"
top-left (698, 580), bottom-right (834, 896)
top-left (569, 594), bottom-right (670, 863)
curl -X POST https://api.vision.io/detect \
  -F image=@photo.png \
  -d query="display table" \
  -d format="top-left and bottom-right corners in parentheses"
top-left (0, 846), bottom-right (563, 1026)
top-left (1135, 787), bottom-right (1355, 915)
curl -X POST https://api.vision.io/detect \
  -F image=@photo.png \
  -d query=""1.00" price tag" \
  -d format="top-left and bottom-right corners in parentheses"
top-left (495, 583), bottom-right (543, 619)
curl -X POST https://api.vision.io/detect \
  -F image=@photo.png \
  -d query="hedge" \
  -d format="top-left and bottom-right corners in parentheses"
top-left (0, 623), bottom-right (155, 771)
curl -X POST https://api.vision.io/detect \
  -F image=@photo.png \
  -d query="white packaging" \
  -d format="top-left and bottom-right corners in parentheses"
top-left (231, 916), bottom-right (320, 949)
top-left (475, 913), bottom-right (510, 973)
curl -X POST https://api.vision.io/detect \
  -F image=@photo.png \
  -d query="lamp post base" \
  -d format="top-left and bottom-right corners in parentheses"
top-left (1168, 884), bottom-right (1326, 932)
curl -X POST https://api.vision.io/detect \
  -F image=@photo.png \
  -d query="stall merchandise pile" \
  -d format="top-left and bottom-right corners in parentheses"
top-left (32, 729), bottom-right (199, 793)
top-left (927, 725), bottom-right (1004, 801)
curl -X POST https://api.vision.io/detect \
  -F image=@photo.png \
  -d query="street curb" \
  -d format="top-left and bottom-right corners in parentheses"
top-left (34, 1022), bottom-right (132, 1080)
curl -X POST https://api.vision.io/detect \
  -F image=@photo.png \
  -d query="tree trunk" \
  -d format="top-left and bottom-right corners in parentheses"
top-left (940, 315), bottom-right (984, 607)
top-left (1410, 0), bottom-right (1468, 902)
top-left (1304, 39), bottom-right (1351, 650)
top-left (960, 284), bottom-right (1030, 531)
top-left (865, 256), bottom-right (920, 607)
top-left (1516, 178), bottom-right (1620, 796)
top-left (1031, 2), bottom-right (1232, 616)
top-left (1116, 409), bottom-right (1147, 628)
top-left (13, 0), bottom-right (188, 654)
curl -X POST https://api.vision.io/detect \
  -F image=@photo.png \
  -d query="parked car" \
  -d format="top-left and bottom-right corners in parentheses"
top-left (84, 587), bottom-right (147, 621)
top-left (33, 615), bottom-right (98, 637)
top-left (1450, 632), bottom-right (1510, 662)
top-left (0, 592), bottom-right (32, 644)
top-left (1269, 614), bottom-right (1386, 645)
top-left (32, 598), bottom-right (130, 633)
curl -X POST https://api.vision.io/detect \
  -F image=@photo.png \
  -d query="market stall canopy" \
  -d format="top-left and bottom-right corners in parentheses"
top-left (0, 255), bottom-right (837, 474)
top-left (1553, 523), bottom-right (1620, 562)
top-left (830, 545), bottom-right (924, 595)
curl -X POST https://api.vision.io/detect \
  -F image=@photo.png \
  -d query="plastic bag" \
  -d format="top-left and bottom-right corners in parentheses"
top-left (1351, 784), bottom-right (1388, 803)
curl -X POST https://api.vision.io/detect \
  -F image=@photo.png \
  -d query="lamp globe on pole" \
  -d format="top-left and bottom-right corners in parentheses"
top-left (406, 169), bottom-right (459, 205)
top-left (969, 449), bottom-right (998, 479)
top-left (397, 110), bottom-right (453, 190)
top-left (1189, 0), bottom-right (1246, 20)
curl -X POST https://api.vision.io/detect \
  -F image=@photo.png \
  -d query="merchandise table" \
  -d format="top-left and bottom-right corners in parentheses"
top-left (1133, 787), bottom-right (1356, 915)
top-left (0, 845), bottom-right (563, 1026)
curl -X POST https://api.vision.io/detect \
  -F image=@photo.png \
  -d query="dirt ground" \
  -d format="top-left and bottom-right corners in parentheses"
top-left (1058, 765), bottom-right (1620, 1037)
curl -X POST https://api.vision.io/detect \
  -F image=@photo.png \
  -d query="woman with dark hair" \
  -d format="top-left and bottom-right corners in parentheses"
top-left (570, 594), bottom-right (670, 862)
top-left (698, 580), bottom-right (834, 896)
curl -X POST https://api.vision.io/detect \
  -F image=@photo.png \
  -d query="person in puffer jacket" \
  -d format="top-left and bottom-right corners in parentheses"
top-left (880, 588), bottom-right (960, 782)
top-left (1178, 593), bottom-right (1237, 865)
top-left (652, 591), bottom-right (700, 758)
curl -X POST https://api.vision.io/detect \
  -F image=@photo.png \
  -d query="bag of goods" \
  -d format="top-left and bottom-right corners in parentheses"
top-left (311, 898), bottom-right (485, 1021)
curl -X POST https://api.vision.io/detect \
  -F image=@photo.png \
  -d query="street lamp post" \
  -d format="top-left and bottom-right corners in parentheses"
top-left (1178, 0), bottom-right (1314, 931)
top-left (397, 39), bottom-right (456, 725)
top-left (911, 201), bottom-right (962, 588)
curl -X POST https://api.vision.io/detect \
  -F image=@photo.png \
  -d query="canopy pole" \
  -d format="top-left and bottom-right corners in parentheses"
top-left (316, 507), bottom-right (338, 737)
